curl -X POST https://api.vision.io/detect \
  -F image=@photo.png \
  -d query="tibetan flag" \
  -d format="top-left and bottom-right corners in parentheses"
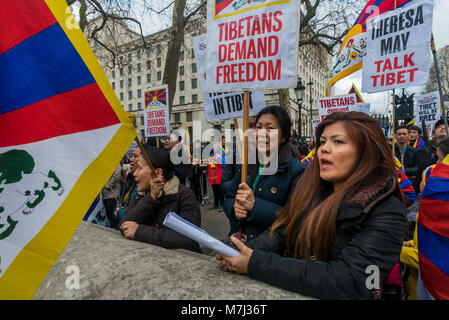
top-left (0, 0), bottom-right (136, 299)
top-left (326, 0), bottom-right (413, 95)
top-left (409, 136), bottom-right (426, 150)
top-left (301, 148), bottom-right (315, 167)
top-left (348, 84), bottom-right (365, 103)
top-left (418, 155), bottom-right (449, 299)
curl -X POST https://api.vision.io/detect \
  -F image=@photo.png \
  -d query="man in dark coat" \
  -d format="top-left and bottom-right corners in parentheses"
top-left (119, 147), bottom-right (202, 253)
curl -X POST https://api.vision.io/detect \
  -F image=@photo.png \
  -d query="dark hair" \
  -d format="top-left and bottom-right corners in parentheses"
top-left (438, 138), bottom-right (449, 156)
top-left (408, 125), bottom-right (421, 135)
top-left (255, 105), bottom-right (292, 161)
top-left (146, 137), bottom-right (159, 147)
top-left (298, 142), bottom-right (309, 157)
top-left (395, 125), bottom-right (409, 133)
top-left (271, 111), bottom-right (401, 261)
top-left (142, 146), bottom-right (174, 181)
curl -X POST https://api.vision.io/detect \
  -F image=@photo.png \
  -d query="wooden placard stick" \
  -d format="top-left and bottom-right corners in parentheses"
top-left (241, 91), bottom-right (250, 184)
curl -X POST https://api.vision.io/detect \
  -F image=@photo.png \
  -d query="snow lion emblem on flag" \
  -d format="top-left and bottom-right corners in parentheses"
top-left (0, 149), bottom-right (64, 240)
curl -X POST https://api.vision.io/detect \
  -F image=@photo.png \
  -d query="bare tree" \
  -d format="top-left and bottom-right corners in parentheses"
top-left (426, 45), bottom-right (449, 99)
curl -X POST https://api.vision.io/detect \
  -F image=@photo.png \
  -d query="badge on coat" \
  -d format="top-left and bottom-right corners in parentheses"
top-left (270, 187), bottom-right (277, 194)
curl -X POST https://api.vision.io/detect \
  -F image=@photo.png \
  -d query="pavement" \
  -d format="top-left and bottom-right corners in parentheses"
top-left (188, 180), bottom-right (231, 256)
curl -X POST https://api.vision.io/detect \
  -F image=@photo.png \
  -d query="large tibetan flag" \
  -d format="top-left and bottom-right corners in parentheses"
top-left (326, 0), bottom-right (413, 96)
top-left (0, 0), bottom-right (136, 299)
top-left (418, 155), bottom-right (449, 299)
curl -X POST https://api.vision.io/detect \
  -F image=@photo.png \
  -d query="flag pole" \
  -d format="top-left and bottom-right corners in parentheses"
top-left (431, 33), bottom-right (449, 137)
top-left (392, 0), bottom-right (397, 157)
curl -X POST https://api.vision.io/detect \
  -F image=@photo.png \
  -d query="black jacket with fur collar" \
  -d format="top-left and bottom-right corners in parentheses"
top-left (246, 168), bottom-right (407, 300)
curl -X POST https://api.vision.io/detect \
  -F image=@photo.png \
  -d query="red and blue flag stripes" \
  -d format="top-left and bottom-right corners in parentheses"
top-left (397, 168), bottom-right (416, 202)
top-left (410, 136), bottom-right (426, 150)
top-left (214, 0), bottom-right (233, 16)
top-left (353, 0), bottom-right (414, 32)
top-left (418, 161), bottom-right (449, 299)
top-left (0, 0), bottom-right (119, 148)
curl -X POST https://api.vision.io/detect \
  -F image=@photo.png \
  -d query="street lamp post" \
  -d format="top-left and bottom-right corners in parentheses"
top-left (294, 78), bottom-right (306, 138)
top-left (307, 79), bottom-right (314, 136)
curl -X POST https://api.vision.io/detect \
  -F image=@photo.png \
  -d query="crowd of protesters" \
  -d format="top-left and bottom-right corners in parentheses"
top-left (98, 105), bottom-right (449, 300)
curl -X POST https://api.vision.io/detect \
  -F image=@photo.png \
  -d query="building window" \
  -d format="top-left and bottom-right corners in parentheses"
top-left (128, 91), bottom-right (132, 99)
top-left (146, 60), bottom-right (151, 70)
top-left (128, 53), bottom-right (132, 62)
top-left (112, 82), bottom-right (115, 90)
top-left (120, 80), bottom-right (124, 89)
top-left (186, 111), bottom-right (192, 122)
top-left (179, 96), bottom-right (185, 105)
top-left (146, 73), bottom-right (151, 83)
top-left (120, 92), bottom-right (124, 101)
top-left (138, 102), bottom-right (142, 110)
top-left (191, 48), bottom-right (195, 58)
top-left (112, 70), bottom-right (116, 78)
top-left (128, 65), bottom-right (132, 75)
top-left (192, 78), bottom-right (197, 89)
top-left (128, 78), bottom-right (132, 87)
top-left (140, 116), bottom-right (144, 125)
top-left (179, 80), bottom-right (185, 91)
top-left (137, 75), bottom-right (141, 85)
top-left (145, 48), bottom-right (150, 57)
top-left (157, 57), bottom-right (161, 68)
top-left (119, 56), bottom-right (123, 64)
top-left (191, 63), bottom-right (197, 73)
top-left (157, 71), bottom-right (161, 81)
top-left (137, 50), bottom-right (141, 59)
top-left (180, 51), bottom-right (184, 61)
top-left (137, 63), bottom-right (141, 72)
top-left (179, 65), bottom-right (184, 76)
top-left (128, 103), bottom-right (133, 111)
top-left (214, 124), bottom-right (222, 132)
top-left (119, 68), bottom-right (124, 76)
top-left (157, 44), bottom-right (161, 54)
top-left (192, 94), bottom-right (198, 103)
top-left (137, 89), bottom-right (141, 98)
top-left (140, 129), bottom-right (145, 138)
top-left (174, 113), bottom-right (180, 122)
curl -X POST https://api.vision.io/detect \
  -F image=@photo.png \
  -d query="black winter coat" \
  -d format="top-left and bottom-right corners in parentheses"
top-left (119, 176), bottom-right (202, 253)
top-left (246, 169), bottom-right (407, 300)
top-left (394, 145), bottom-right (418, 177)
top-left (222, 154), bottom-right (306, 240)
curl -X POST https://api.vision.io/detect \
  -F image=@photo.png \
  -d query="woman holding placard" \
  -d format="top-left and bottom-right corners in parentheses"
top-left (222, 106), bottom-right (306, 242)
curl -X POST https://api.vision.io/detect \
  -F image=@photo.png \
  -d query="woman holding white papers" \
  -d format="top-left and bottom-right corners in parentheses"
top-left (217, 112), bottom-right (407, 300)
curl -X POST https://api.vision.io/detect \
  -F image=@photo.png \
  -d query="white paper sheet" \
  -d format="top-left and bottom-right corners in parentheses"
top-left (163, 212), bottom-right (240, 257)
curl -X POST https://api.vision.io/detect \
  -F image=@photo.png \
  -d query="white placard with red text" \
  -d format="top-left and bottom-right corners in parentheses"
top-left (193, 35), bottom-right (266, 122)
top-left (317, 94), bottom-right (358, 121)
top-left (205, 0), bottom-right (299, 91)
top-left (362, 0), bottom-right (434, 93)
top-left (144, 85), bottom-right (170, 137)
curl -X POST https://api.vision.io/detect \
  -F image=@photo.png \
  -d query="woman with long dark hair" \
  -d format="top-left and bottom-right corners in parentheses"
top-left (222, 105), bottom-right (306, 241)
top-left (217, 111), bottom-right (408, 299)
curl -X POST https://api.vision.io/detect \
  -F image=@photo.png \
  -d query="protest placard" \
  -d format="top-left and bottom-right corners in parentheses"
top-left (205, 0), bottom-right (299, 91)
top-left (317, 94), bottom-right (358, 121)
top-left (416, 92), bottom-right (440, 126)
top-left (193, 35), bottom-right (266, 122)
top-left (362, 0), bottom-right (434, 93)
top-left (126, 141), bottom-right (138, 159)
top-left (144, 85), bottom-right (170, 137)
top-left (358, 103), bottom-right (371, 114)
